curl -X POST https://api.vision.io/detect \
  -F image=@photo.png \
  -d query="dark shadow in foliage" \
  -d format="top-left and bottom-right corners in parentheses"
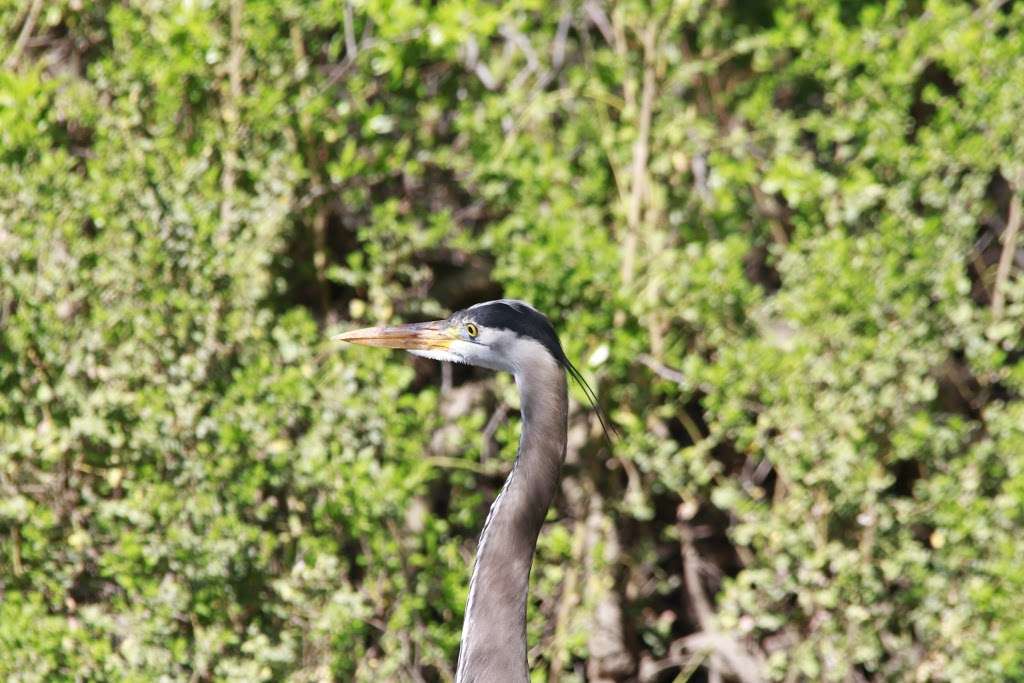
top-left (908, 61), bottom-right (960, 143)
top-left (773, 74), bottom-right (826, 118)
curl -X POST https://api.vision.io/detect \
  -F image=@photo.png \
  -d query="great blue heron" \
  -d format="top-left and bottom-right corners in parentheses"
top-left (335, 299), bottom-right (610, 682)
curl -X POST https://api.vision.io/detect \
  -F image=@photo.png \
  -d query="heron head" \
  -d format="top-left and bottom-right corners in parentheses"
top-left (335, 299), bottom-right (616, 442)
top-left (333, 299), bottom-right (567, 375)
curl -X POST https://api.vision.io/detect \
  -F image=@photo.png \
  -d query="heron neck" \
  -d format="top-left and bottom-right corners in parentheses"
top-left (456, 356), bottom-right (568, 683)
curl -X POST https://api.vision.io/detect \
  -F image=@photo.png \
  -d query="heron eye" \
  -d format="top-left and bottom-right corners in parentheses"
top-left (466, 323), bottom-right (479, 338)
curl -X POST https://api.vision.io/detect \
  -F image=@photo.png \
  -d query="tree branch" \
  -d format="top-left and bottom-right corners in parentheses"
top-left (678, 509), bottom-right (765, 683)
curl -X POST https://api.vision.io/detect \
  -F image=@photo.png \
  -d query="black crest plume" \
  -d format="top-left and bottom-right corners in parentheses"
top-left (460, 300), bottom-right (617, 449)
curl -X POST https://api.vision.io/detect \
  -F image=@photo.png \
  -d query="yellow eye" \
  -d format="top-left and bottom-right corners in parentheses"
top-left (466, 323), bottom-right (479, 338)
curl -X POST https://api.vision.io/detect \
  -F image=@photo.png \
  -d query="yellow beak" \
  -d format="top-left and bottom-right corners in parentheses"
top-left (332, 320), bottom-right (454, 351)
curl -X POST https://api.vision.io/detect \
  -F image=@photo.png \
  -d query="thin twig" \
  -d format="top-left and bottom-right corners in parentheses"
top-left (583, 1), bottom-right (613, 45)
top-left (637, 353), bottom-right (687, 386)
top-left (218, 0), bottom-right (244, 245)
top-left (639, 647), bottom-right (706, 682)
top-left (551, 9), bottom-right (571, 69)
top-left (12, 527), bottom-right (23, 576)
top-left (424, 455), bottom-right (505, 476)
top-left (970, 242), bottom-right (994, 302)
top-left (343, 0), bottom-right (358, 59)
top-left (500, 25), bottom-right (539, 72)
top-left (679, 520), bottom-right (715, 627)
top-left (639, 353), bottom-right (767, 414)
top-left (993, 175), bottom-right (1022, 318)
top-left (622, 23), bottom-right (657, 286)
top-left (319, 26), bottom-right (407, 96)
top-left (481, 402), bottom-right (509, 461)
top-left (4, 0), bottom-right (44, 69)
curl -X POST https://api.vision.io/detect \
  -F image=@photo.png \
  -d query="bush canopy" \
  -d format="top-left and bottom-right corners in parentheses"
top-left (2, 0), bottom-right (1023, 681)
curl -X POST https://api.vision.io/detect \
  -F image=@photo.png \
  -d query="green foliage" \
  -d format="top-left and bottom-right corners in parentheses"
top-left (2, 0), bottom-right (1023, 680)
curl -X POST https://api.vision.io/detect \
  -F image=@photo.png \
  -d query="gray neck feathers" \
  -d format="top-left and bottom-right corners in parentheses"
top-left (455, 352), bottom-right (568, 683)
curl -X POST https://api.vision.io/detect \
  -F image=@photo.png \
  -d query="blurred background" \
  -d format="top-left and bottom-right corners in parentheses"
top-left (2, 0), bottom-right (1024, 681)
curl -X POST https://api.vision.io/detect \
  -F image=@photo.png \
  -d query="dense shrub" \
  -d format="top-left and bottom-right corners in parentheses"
top-left (2, 1), bottom-right (1022, 680)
